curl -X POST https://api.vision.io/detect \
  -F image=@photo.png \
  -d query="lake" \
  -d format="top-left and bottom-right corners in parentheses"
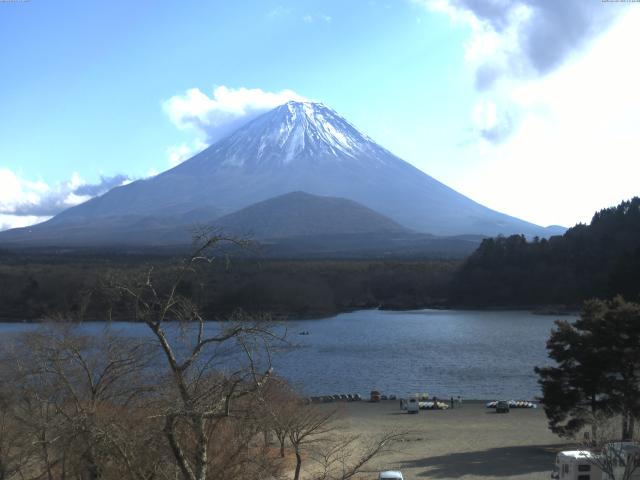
top-left (0, 309), bottom-right (573, 400)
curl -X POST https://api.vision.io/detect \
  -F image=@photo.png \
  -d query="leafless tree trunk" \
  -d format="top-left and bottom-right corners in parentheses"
top-left (287, 404), bottom-right (339, 480)
top-left (581, 413), bottom-right (640, 480)
top-left (0, 390), bottom-right (31, 480)
top-left (110, 232), bottom-right (281, 480)
top-left (310, 431), bottom-right (407, 480)
top-left (285, 400), bottom-right (407, 480)
top-left (2, 325), bottom-right (164, 480)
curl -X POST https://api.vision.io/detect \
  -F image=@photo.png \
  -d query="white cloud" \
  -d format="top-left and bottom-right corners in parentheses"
top-left (0, 169), bottom-right (131, 231)
top-left (63, 192), bottom-right (92, 206)
top-left (411, 0), bottom-right (639, 226)
top-left (302, 14), bottom-right (332, 23)
top-left (423, 0), bottom-right (622, 86)
top-left (167, 144), bottom-right (193, 167)
top-left (145, 168), bottom-right (160, 178)
top-left (419, 0), bottom-right (625, 142)
top-left (163, 85), bottom-right (308, 145)
top-left (167, 139), bottom-right (207, 167)
top-left (0, 214), bottom-right (51, 232)
top-left (267, 6), bottom-right (291, 19)
top-left (470, 98), bottom-right (518, 143)
top-left (447, 9), bottom-right (640, 227)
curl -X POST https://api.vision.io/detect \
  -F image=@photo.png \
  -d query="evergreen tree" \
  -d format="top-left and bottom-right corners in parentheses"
top-left (535, 297), bottom-right (640, 440)
top-left (451, 197), bottom-right (640, 307)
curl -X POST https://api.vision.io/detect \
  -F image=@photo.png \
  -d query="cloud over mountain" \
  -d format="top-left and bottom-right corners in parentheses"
top-left (0, 170), bottom-right (130, 230)
top-left (420, 0), bottom-right (627, 144)
top-left (448, 8), bottom-right (640, 228)
top-left (163, 86), bottom-right (308, 145)
top-left (425, 0), bottom-right (622, 87)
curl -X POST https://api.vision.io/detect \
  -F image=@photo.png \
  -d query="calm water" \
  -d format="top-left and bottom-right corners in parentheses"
top-left (0, 309), bottom-right (573, 400)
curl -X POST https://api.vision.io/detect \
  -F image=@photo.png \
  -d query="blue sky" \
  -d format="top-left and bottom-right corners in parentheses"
top-left (1, 0), bottom-right (639, 229)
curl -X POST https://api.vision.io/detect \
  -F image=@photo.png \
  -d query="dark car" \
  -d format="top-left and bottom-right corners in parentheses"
top-left (496, 400), bottom-right (510, 413)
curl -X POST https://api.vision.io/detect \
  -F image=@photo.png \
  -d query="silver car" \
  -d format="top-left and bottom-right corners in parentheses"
top-left (379, 471), bottom-right (404, 480)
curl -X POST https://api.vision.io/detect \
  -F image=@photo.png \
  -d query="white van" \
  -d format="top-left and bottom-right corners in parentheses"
top-left (406, 397), bottom-right (419, 414)
top-left (551, 450), bottom-right (601, 480)
top-left (552, 444), bottom-right (640, 480)
top-left (378, 471), bottom-right (403, 480)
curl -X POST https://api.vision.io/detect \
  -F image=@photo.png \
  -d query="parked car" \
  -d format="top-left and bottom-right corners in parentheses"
top-left (370, 390), bottom-right (381, 402)
top-left (407, 397), bottom-right (419, 414)
top-left (496, 400), bottom-right (510, 413)
top-left (378, 470), bottom-right (404, 480)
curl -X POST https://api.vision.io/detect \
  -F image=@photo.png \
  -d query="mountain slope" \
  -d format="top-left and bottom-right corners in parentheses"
top-left (0, 101), bottom-right (562, 246)
top-left (212, 191), bottom-right (408, 239)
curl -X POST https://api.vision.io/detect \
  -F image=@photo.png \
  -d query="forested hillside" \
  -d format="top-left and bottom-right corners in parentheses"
top-left (450, 197), bottom-right (640, 307)
top-left (0, 251), bottom-right (457, 321)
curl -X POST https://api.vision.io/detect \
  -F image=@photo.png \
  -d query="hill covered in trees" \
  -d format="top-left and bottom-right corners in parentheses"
top-left (0, 250), bottom-right (457, 321)
top-left (450, 197), bottom-right (640, 307)
top-left (3, 198), bottom-right (638, 320)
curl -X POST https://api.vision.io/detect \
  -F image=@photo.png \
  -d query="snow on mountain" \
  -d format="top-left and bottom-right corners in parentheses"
top-left (0, 101), bottom-right (563, 245)
top-left (179, 101), bottom-right (391, 171)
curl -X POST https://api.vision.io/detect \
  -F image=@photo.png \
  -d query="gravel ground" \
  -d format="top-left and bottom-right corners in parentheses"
top-left (328, 400), bottom-right (572, 480)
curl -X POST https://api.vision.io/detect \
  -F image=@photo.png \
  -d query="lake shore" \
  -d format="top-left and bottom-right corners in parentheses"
top-left (331, 400), bottom-right (570, 480)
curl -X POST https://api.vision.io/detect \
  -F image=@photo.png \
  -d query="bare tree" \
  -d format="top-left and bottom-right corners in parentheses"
top-left (287, 404), bottom-right (340, 480)
top-left (109, 232), bottom-right (282, 480)
top-left (0, 389), bottom-right (31, 480)
top-left (2, 321), bottom-right (286, 480)
top-left (0, 232), bottom-right (401, 480)
top-left (285, 401), bottom-right (407, 480)
top-left (256, 377), bottom-right (300, 458)
top-left (310, 431), bottom-right (407, 480)
top-left (580, 412), bottom-right (640, 480)
top-left (4, 325), bottom-right (164, 480)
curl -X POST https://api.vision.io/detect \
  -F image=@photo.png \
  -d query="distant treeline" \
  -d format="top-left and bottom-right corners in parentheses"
top-left (0, 250), bottom-right (458, 321)
top-left (450, 197), bottom-right (640, 307)
top-left (4, 198), bottom-right (638, 320)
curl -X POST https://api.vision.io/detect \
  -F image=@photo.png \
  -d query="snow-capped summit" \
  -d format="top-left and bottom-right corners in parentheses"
top-left (0, 101), bottom-right (563, 246)
top-left (177, 100), bottom-right (390, 172)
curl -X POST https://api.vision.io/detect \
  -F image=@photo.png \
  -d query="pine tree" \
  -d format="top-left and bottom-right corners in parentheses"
top-left (535, 297), bottom-right (640, 440)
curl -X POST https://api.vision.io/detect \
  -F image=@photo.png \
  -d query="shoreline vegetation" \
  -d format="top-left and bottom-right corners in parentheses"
top-left (0, 249), bottom-right (579, 323)
top-left (1, 197), bottom-right (637, 323)
top-left (0, 250), bottom-right (459, 322)
top-left (0, 304), bottom-right (580, 323)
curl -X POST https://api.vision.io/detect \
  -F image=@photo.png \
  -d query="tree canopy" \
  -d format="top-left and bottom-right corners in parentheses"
top-left (451, 197), bottom-right (640, 307)
top-left (535, 297), bottom-right (640, 440)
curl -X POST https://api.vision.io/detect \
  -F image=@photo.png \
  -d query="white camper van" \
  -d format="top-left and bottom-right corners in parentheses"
top-left (551, 450), bottom-right (601, 480)
top-left (552, 444), bottom-right (640, 480)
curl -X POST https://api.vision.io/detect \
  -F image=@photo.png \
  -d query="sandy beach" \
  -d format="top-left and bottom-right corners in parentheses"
top-left (329, 400), bottom-right (570, 480)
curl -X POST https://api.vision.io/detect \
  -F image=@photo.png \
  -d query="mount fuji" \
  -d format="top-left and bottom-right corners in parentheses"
top-left (0, 101), bottom-right (563, 248)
